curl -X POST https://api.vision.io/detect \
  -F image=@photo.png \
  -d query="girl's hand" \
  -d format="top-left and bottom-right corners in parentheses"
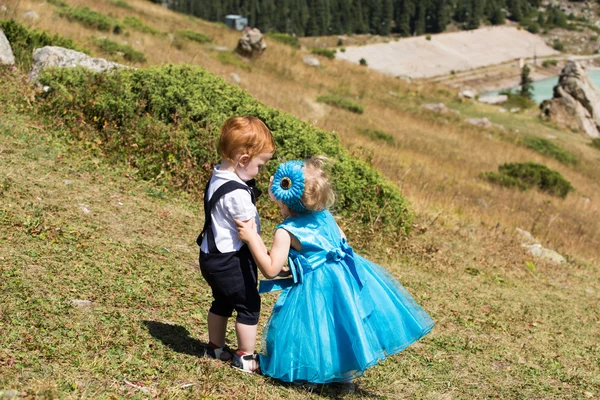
top-left (277, 266), bottom-right (292, 277)
top-left (268, 175), bottom-right (276, 201)
top-left (235, 218), bottom-right (257, 243)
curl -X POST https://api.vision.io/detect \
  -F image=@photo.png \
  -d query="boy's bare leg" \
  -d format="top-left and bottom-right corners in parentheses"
top-left (207, 311), bottom-right (228, 347)
top-left (235, 322), bottom-right (257, 353)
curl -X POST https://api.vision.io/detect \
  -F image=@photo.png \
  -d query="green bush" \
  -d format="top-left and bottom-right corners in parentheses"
top-left (359, 128), bottom-right (395, 145)
top-left (0, 20), bottom-right (87, 71)
top-left (59, 6), bottom-right (123, 34)
top-left (552, 39), bottom-right (564, 51)
top-left (317, 95), bottom-right (364, 114)
top-left (521, 137), bottom-right (578, 165)
top-left (266, 32), bottom-right (299, 49)
top-left (216, 52), bottom-right (251, 71)
top-left (359, 58), bottom-right (367, 66)
top-left (311, 47), bottom-right (336, 59)
top-left (123, 16), bottom-right (158, 35)
top-left (37, 65), bottom-right (411, 236)
top-left (590, 138), bottom-right (600, 150)
top-left (176, 30), bottom-right (211, 43)
top-left (47, 0), bottom-right (68, 8)
top-left (483, 162), bottom-right (573, 198)
top-left (109, 0), bottom-right (133, 9)
top-left (542, 59), bottom-right (558, 68)
top-left (94, 38), bottom-right (147, 63)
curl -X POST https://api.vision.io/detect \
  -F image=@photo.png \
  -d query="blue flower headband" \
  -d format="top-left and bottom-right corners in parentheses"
top-left (271, 160), bottom-right (307, 212)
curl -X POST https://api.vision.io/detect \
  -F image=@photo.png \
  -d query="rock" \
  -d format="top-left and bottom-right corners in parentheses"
top-left (476, 198), bottom-right (489, 208)
top-left (540, 61), bottom-right (600, 138)
top-left (23, 10), bottom-right (39, 21)
top-left (478, 95), bottom-right (508, 105)
top-left (516, 228), bottom-right (537, 244)
top-left (510, 107), bottom-right (521, 113)
top-left (229, 72), bottom-right (240, 84)
top-left (522, 243), bottom-right (566, 264)
top-left (459, 89), bottom-right (476, 99)
top-left (465, 117), bottom-right (492, 128)
top-left (1, 5), bottom-right (8, 13)
top-left (63, 180), bottom-right (73, 185)
top-left (0, 390), bottom-right (20, 398)
top-left (236, 27), bottom-right (266, 58)
top-left (546, 134), bottom-right (557, 139)
top-left (421, 103), bottom-right (448, 113)
top-left (0, 29), bottom-right (15, 65)
top-left (29, 46), bottom-right (128, 83)
top-left (71, 299), bottom-right (94, 308)
top-left (499, 108), bottom-right (507, 113)
top-left (302, 55), bottom-right (320, 67)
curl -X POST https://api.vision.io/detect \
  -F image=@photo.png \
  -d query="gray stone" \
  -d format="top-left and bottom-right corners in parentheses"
top-left (540, 61), bottom-right (600, 138)
top-left (421, 103), bottom-right (448, 113)
top-left (29, 46), bottom-right (128, 83)
top-left (1, 5), bottom-right (8, 13)
top-left (478, 95), bottom-right (508, 105)
top-left (522, 243), bottom-right (566, 264)
top-left (236, 27), bottom-right (266, 58)
top-left (229, 72), bottom-right (240, 84)
top-left (515, 228), bottom-right (537, 244)
top-left (0, 29), bottom-right (15, 65)
top-left (459, 89), bottom-right (476, 99)
top-left (302, 55), bottom-right (320, 67)
top-left (0, 390), bottom-right (20, 398)
top-left (71, 299), bottom-right (94, 307)
top-left (23, 10), bottom-right (39, 21)
top-left (465, 117), bottom-right (492, 128)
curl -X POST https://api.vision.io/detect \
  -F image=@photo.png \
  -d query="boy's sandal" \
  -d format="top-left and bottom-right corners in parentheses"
top-left (231, 352), bottom-right (261, 374)
top-left (205, 345), bottom-right (234, 361)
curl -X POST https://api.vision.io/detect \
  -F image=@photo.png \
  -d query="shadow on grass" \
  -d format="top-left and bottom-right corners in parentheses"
top-left (143, 320), bottom-right (207, 357)
top-left (264, 377), bottom-right (386, 399)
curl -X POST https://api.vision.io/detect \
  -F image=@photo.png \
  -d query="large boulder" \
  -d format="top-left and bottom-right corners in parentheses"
top-left (540, 61), bottom-right (600, 138)
top-left (0, 29), bottom-right (15, 66)
top-left (236, 27), bottom-right (266, 58)
top-left (29, 46), bottom-right (128, 82)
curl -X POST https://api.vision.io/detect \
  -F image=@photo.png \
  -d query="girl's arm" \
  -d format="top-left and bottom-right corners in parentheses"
top-left (236, 219), bottom-right (291, 279)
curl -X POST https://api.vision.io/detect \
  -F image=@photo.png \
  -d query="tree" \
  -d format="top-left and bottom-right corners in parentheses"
top-left (519, 64), bottom-right (533, 99)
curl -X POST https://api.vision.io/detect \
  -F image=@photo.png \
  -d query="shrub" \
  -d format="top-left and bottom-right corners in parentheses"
top-left (358, 128), bottom-right (395, 145)
top-left (359, 58), bottom-right (367, 66)
top-left (317, 95), bottom-right (364, 114)
top-left (552, 39), bottom-right (564, 51)
top-left (124, 16), bottom-right (158, 35)
top-left (542, 59), bottom-right (558, 68)
top-left (521, 137), bottom-right (578, 165)
top-left (311, 47), bottom-right (336, 59)
top-left (47, 0), bottom-right (68, 8)
top-left (108, 0), bottom-right (133, 9)
top-left (425, 35), bottom-right (432, 40)
top-left (94, 38), bottom-right (147, 63)
top-left (266, 32), bottom-right (299, 49)
top-left (591, 35), bottom-right (599, 42)
top-left (176, 30), bottom-right (211, 43)
top-left (0, 20), bottom-right (88, 71)
top-left (483, 162), bottom-right (573, 198)
top-left (340, 47), bottom-right (346, 53)
top-left (37, 65), bottom-right (411, 237)
top-left (590, 138), bottom-right (600, 150)
top-left (59, 6), bottom-right (123, 34)
top-left (526, 22), bottom-right (540, 34)
top-left (216, 52), bottom-right (251, 71)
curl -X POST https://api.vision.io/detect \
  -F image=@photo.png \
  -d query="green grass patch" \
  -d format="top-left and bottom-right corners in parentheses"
top-left (108, 0), bottom-right (133, 9)
top-left (317, 95), bottom-right (364, 114)
top-left (123, 16), bottom-right (159, 35)
top-left (0, 20), bottom-right (88, 71)
top-left (590, 138), bottom-right (600, 150)
top-left (216, 52), bottom-right (252, 71)
top-left (176, 30), bottom-right (211, 44)
top-left (311, 47), bottom-right (336, 59)
top-left (93, 38), bottom-right (146, 63)
top-left (542, 59), bottom-right (558, 68)
top-left (482, 162), bottom-right (573, 198)
top-left (358, 128), bottom-right (395, 145)
top-left (37, 64), bottom-right (410, 237)
top-left (59, 6), bottom-right (123, 34)
top-left (521, 137), bottom-right (578, 165)
top-left (266, 32), bottom-right (299, 49)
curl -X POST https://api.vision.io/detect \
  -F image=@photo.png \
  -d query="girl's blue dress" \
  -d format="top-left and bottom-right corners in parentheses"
top-left (258, 210), bottom-right (434, 383)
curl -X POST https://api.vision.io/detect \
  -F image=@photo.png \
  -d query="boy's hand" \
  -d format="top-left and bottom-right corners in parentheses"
top-left (268, 176), bottom-right (276, 201)
top-left (235, 218), bottom-right (257, 243)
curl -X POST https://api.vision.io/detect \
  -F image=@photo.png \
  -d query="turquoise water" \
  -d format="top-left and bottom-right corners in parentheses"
top-left (483, 70), bottom-right (600, 104)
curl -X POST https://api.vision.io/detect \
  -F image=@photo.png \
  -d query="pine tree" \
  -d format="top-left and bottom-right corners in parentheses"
top-left (519, 64), bottom-right (533, 99)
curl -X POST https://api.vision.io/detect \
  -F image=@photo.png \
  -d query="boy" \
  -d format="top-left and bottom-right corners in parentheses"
top-left (198, 116), bottom-right (275, 373)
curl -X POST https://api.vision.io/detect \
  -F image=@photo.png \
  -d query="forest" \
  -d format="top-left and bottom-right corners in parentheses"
top-left (166, 0), bottom-right (551, 36)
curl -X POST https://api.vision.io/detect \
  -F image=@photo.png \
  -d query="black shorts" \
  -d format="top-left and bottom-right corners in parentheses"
top-left (199, 245), bottom-right (261, 325)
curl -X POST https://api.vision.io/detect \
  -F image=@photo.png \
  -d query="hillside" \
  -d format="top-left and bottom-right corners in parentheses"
top-left (1, 0), bottom-right (600, 398)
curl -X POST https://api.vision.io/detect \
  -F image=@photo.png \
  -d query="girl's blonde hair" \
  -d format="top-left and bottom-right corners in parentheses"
top-left (302, 156), bottom-right (335, 211)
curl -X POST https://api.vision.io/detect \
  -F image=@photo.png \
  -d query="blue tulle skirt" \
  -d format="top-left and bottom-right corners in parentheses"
top-left (259, 254), bottom-right (434, 383)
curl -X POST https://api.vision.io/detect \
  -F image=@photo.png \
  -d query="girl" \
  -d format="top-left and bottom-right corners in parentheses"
top-left (236, 157), bottom-right (434, 384)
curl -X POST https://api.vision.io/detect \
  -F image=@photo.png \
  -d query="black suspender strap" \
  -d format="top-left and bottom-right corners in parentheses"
top-left (197, 179), bottom-right (257, 254)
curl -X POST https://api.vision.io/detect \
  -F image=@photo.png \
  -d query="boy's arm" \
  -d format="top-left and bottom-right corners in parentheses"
top-left (236, 220), bottom-right (290, 279)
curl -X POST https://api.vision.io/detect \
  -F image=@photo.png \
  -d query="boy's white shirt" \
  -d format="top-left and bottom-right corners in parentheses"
top-left (200, 165), bottom-right (260, 253)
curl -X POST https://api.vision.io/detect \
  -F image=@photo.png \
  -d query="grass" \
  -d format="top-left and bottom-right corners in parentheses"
top-left (521, 136), bottom-right (578, 165)
top-left (94, 37), bottom-right (146, 63)
top-left (123, 16), bottom-right (159, 35)
top-left (311, 47), bottom-right (336, 59)
top-left (317, 95), bottom-right (364, 114)
top-left (176, 30), bottom-right (211, 44)
top-left (267, 32), bottom-right (300, 49)
top-left (2, 68), bottom-right (600, 399)
top-left (358, 128), bottom-right (395, 145)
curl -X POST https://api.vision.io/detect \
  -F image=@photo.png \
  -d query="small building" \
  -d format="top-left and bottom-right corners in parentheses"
top-left (225, 15), bottom-right (248, 31)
